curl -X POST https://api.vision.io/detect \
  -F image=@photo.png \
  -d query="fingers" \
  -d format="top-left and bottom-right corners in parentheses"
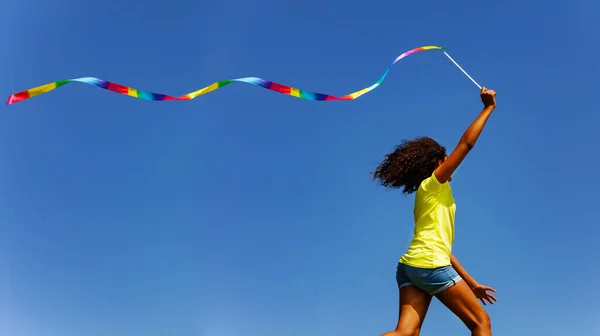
top-left (484, 293), bottom-right (497, 305)
top-left (483, 286), bottom-right (498, 304)
top-left (479, 296), bottom-right (494, 305)
top-left (480, 87), bottom-right (496, 96)
top-left (475, 287), bottom-right (498, 306)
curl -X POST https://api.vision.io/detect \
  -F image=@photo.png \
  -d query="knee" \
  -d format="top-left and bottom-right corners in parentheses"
top-left (469, 311), bottom-right (491, 331)
top-left (388, 326), bottom-right (420, 336)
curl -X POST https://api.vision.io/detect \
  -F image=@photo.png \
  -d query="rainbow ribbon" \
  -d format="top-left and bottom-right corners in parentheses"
top-left (7, 46), bottom-right (446, 105)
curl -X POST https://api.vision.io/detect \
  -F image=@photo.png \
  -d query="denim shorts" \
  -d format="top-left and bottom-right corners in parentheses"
top-left (396, 262), bottom-right (462, 295)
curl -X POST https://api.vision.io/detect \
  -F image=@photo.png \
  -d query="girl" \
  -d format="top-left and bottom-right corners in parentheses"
top-left (373, 88), bottom-right (498, 336)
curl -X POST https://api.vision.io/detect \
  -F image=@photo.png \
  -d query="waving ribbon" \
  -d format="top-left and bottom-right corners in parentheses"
top-left (6, 45), bottom-right (481, 105)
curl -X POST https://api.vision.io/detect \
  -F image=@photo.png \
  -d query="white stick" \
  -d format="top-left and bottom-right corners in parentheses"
top-left (443, 51), bottom-right (481, 89)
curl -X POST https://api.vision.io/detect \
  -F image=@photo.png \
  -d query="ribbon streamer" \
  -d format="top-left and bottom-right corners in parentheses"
top-left (6, 46), bottom-right (479, 105)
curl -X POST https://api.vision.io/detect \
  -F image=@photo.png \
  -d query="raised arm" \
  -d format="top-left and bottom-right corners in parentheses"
top-left (435, 87), bottom-right (497, 183)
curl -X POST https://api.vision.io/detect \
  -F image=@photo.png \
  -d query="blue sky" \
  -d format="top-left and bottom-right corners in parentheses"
top-left (1, 0), bottom-right (599, 335)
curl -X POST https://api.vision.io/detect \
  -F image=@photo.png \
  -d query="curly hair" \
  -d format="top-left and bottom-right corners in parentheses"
top-left (371, 136), bottom-right (447, 194)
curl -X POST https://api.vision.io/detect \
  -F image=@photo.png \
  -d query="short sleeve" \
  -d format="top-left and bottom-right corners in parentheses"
top-left (419, 170), bottom-right (444, 194)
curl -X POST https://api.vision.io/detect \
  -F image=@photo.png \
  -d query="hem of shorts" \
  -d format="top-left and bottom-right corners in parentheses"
top-left (399, 260), bottom-right (452, 269)
top-left (429, 275), bottom-right (462, 295)
top-left (398, 283), bottom-right (413, 290)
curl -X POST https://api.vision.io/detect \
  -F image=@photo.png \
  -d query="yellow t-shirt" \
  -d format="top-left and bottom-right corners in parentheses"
top-left (399, 171), bottom-right (456, 268)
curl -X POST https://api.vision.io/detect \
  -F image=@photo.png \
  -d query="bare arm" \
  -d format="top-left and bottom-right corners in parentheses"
top-left (434, 88), bottom-right (497, 183)
top-left (450, 254), bottom-right (479, 288)
top-left (451, 254), bottom-right (498, 305)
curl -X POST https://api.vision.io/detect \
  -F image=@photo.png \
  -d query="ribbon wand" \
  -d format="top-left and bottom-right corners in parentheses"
top-left (443, 51), bottom-right (482, 89)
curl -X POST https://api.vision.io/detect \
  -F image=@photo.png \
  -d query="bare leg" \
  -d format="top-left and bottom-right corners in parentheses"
top-left (381, 285), bottom-right (432, 336)
top-left (435, 280), bottom-right (492, 336)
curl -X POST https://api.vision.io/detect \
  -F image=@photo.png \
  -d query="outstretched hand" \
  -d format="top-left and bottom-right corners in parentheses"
top-left (471, 284), bottom-right (497, 305)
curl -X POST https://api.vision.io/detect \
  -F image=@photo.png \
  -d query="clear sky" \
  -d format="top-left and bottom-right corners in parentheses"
top-left (1, 0), bottom-right (598, 335)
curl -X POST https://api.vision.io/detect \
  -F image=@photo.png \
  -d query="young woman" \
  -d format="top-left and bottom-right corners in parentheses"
top-left (373, 88), bottom-right (498, 336)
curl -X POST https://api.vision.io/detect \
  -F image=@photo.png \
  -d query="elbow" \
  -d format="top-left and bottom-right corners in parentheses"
top-left (459, 141), bottom-right (475, 151)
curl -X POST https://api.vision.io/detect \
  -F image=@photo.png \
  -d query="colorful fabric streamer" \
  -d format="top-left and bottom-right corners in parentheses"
top-left (7, 46), bottom-right (447, 105)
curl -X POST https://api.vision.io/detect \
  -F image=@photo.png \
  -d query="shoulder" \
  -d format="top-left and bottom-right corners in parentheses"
top-left (419, 171), bottom-right (446, 194)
